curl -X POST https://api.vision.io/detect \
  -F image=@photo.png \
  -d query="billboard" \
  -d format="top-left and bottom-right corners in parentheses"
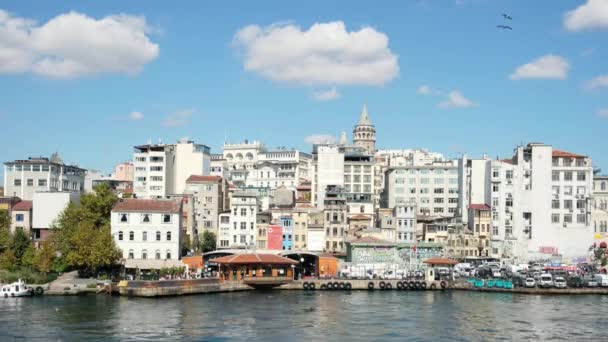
top-left (267, 225), bottom-right (283, 250)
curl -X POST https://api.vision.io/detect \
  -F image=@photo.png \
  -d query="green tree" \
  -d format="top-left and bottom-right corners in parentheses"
top-left (35, 240), bottom-right (57, 274)
top-left (9, 228), bottom-right (31, 264)
top-left (200, 231), bottom-right (217, 253)
top-left (181, 234), bottom-right (192, 256)
top-left (53, 183), bottom-right (121, 274)
top-left (0, 209), bottom-right (10, 253)
top-left (21, 244), bottom-right (37, 269)
top-left (0, 249), bottom-right (17, 271)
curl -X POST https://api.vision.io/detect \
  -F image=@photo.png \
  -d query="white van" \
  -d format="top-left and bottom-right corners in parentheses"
top-left (539, 273), bottom-right (553, 288)
top-left (594, 274), bottom-right (608, 287)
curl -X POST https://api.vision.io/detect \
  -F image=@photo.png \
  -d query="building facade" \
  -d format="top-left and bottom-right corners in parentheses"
top-left (228, 191), bottom-right (258, 248)
top-left (353, 104), bottom-right (376, 155)
top-left (111, 199), bottom-right (182, 266)
top-left (3, 154), bottom-right (85, 201)
top-left (593, 175), bottom-right (608, 239)
top-left (32, 192), bottom-right (80, 246)
top-left (185, 175), bottom-right (227, 239)
top-left (323, 185), bottom-right (348, 253)
top-left (10, 200), bottom-right (32, 234)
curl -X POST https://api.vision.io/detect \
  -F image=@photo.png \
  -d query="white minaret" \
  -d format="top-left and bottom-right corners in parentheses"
top-left (352, 103), bottom-right (376, 154)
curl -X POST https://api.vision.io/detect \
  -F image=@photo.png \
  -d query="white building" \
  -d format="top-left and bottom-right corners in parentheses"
top-left (218, 211), bottom-right (231, 248)
top-left (395, 202), bottom-right (417, 243)
top-left (3, 154), bottom-right (85, 201)
top-left (227, 191), bottom-right (258, 248)
top-left (185, 175), bottom-right (227, 238)
top-left (111, 199), bottom-right (183, 269)
top-left (593, 175), bottom-right (608, 238)
top-left (32, 192), bottom-right (81, 245)
top-left (383, 161), bottom-right (460, 217)
top-left (133, 140), bottom-right (211, 198)
top-left (461, 143), bottom-right (594, 260)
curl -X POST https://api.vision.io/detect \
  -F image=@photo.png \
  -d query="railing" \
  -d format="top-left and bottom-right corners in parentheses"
top-left (243, 276), bottom-right (293, 285)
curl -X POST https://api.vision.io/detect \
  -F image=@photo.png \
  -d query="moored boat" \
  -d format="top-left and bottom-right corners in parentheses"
top-left (1, 279), bottom-right (32, 298)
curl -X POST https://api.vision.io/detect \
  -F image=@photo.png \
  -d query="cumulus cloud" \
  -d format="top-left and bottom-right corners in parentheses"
top-left (304, 134), bottom-right (337, 145)
top-left (598, 108), bottom-right (608, 118)
top-left (232, 21), bottom-right (399, 86)
top-left (584, 74), bottom-right (608, 91)
top-left (509, 55), bottom-right (569, 80)
top-left (417, 84), bottom-right (431, 95)
top-left (564, 0), bottom-right (608, 31)
top-left (0, 9), bottom-right (159, 78)
top-left (163, 109), bottom-right (195, 127)
top-left (438, 91), bottom-right (478, 109)
top-left (312, 87), bottom-right (341, 101)
top-left (129, 111), bottom-right (144, 120)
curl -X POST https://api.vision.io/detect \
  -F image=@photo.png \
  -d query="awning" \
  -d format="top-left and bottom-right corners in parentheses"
top-left (124, 259), bottom-right (184, 270)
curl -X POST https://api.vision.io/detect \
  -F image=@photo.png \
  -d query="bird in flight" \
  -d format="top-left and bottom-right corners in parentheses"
top-left (502, 13), bottom-right (513, 20)
top-left (497, 25), bottom-right (512, 30)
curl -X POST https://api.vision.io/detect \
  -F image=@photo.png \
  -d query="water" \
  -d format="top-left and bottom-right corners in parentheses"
top-left (1, 291), bottom-right (607, 341)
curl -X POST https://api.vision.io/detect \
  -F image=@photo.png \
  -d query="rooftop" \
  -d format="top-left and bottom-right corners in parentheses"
top-left (12, 200), bottom-right (33, 211)
top-left (423, 257), bottom-right (459, 266)
top-left (112, 199), bottom-right (181, 213)
top-left (186, 175), bottom-right (222, 183)
top-left (552, 149), bottom-right (586, 158)
top-left (211, 253), bottom-right (298, 265)
top-left (468, 204), bottom-right (491, 211)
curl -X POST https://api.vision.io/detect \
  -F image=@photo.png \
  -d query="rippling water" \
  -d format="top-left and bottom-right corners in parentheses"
top-left (1, 291), bottom-right (608, 341)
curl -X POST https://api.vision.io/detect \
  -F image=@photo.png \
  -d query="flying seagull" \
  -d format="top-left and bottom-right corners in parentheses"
top-left (497, 25), bottom-right (512, 30)
top-left (502, 13), bottom-right (513, 20)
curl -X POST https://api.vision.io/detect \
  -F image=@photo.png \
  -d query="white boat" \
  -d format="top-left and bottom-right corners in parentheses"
top-left (1, 279), bottom-right (31, 298)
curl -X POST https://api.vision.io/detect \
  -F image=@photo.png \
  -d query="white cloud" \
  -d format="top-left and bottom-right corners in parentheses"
top-left (304, 134), bottom-right (337, 145)
top-left (417, 84), bottom-right (431, 95)
top-left (0, 9), bottom-right (159, 78)
top-left (598, 108), bottom-right (608, 118)
top-left (129, 111), bottom-right (144, 120)
top-left (564, 0), bottom-right (608, 31)
top-left (509, 55), bottom-right (569, 80)
top-left (312, 87), bottom-right (341, 101)
top-left (232, 21), bottom-right (399, 86)
top-left (162, 109), bottom-right (195, 127)
top-left (584, 74), bottom-right (608, 91)
top-left (438, 90), bottom-right (478, 109)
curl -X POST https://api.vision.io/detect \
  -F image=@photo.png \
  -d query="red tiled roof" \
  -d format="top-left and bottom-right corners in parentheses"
top-left (12, 200), bottom-right (32, 211)
top-left (423, 257), bottom-right (459, 266)
top-left (552, 150), bottom-right (585, 158)
top-left (500, 158), bottom-right (514, 165)
top-left (349, 214), bottom-right (371, 220)
top-left (212, 254), bottom-right (298, 265)
top-left (186, 175), bottom-right (222, 183)
top-left (468, 204), bottom-right (491, 211)
top-left (112, 199), bottom-right (181, 213)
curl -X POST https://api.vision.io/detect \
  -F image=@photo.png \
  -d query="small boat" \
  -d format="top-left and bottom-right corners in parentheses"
top-left (1, 279), bottom-right (32, 298)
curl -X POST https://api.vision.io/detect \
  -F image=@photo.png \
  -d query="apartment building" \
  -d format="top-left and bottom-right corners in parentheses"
top-left (3, 154), bottom-right (85, 201)
top-left (593, 175), bottom-right (608, 238)
top-left (323, 185), bottom-right (349, 254)
top-left (228, 191), bottom-right (258, 248)
top-left (185, 175), bottom-right (227, 239)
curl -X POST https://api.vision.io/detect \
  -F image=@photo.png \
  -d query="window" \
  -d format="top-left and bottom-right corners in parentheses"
top-left (434, 207), bottom-right (444, 213)
top-left (552, 214), bottom-right (560, 223)
top-left (449, 188), bottom-right (458, 194)
top-left (14, 179), bottom-right (21, 186)
top-left (32, 165), bottom-right (40, 172)
top-left (506, 170), bottom-right (513, 179)
top-left (163, 214), bottom-right (171, 223)
top-left (156, 231), bottom-right (161, 241)
top-left (27, 179), bottom-right (33, 186)
top-left (151, 176), bottom-right (163, 182)
top-left (135, 157), bottom-right (146, 162)
top-left (434, 178), bottom-right (444, 184)
top-left (142, 231), bottom-right (147, 241)
top-left (420, 188), bottom-right (429, 194)
top-left (166, 250), bottom-right (171, 260)
top-left (492, 184), bottom-right (499, 192)
top-left (577, 187), bottom-right (586, 195)
top-left (564, 214), bottom-right (573, 224)
top-left (577, 172), bottom-right (586, 181)
top-left (564, 186), bottom-right (573, 195)
top-left (434, 198), bottom-right (444, 204)
top-left (118, 231), bottom-right (123, 240)
top-left (493, 169), bottom-right (499, 178)
top-left (241, 222), bottom-right (247, 230)
top-left (602, 182), bottom-right (607, 191)
top-left (38, 179), bottom-right (47, 187)
top-left (552, 172), bottom-right (559, 181)
top-left (14, 214), bottom-right (24, 222)
top-left (128, 250), bottom-right (134, 259)
top-left (564, 200), bottom-right (573, 209)
top-left (150, 166), bottom-right (163, 172)
top-left (577, 214), bottom-right (586, 224)
top-left (241, 208), bottom-right (247, 216)
top-left (564, 172), bottom-right (573, 181)
top-left (142, 214), bottom-right (151, 223)
top-left (251, 222), bottom-right (254, 230)
top-left (434, 188), bottom-right (444, 194)
top-left (492, 198), bottom-right (499, 207)
top-left (142, 250), bottom-right (148, 260)
top-left (166, 232), bottom-right (171, 241)
top-left (577, 200), bottom-right (586, 209)
top-left (552, 200), bottom-right (560, 209)
top-left (120, 214), bottom-right (128, 223)
top-left (420, 178), bottom-right (429, 184)
top-left (129, 231), bottom-right (134, 241)
top-left (354, 175), bottom-right (361, 183)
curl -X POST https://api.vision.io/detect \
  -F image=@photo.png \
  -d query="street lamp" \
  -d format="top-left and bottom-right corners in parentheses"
top-left (300, 257), bottom-right (305, 280)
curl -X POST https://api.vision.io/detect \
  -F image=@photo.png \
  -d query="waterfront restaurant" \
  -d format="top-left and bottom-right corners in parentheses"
top-left (213, 253), bottom-right (298, 287)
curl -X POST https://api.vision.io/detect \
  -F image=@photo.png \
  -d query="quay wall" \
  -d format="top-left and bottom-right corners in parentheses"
top-left (118, 278), bottom-right (251, 297)
top-left (279, 279), bottom-right (450, 291)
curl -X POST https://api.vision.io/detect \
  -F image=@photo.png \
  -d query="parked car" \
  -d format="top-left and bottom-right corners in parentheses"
top-left (525, 278), bottom-right (536, 288)
top-left (538, 273), bottom-right (554, 288)
top-left (584, 276), bottom-right (599, 288)
top-left (492, 269), bottom-right (502, 278)
top-left (512, 276), bottom-right (526, 287)
top-left (554, 277), bottom-right (567, 289)
top-left (567, 276), bottom-right (584, 288)
top-left (594, 274), bottom-right (608, 287)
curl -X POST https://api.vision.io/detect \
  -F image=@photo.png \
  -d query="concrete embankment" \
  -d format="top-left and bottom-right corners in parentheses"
top-left (118, 278), bottom-right (251, 297)
top-left (454, 283), bottom-right (608, 295)
top-left (280, 279), bottom-right (451, 291)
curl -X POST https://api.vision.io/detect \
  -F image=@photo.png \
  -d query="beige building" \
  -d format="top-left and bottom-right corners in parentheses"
top-left (593, 175), bottom-right (608, 239)
top-left (468, 204), bottom-right (492, 257)
top-left (185, 175), bottom-right (227, 238)
top-left (10, 200), bottom-right (33, 234)
top-left (114, 162), bottom-right (134, 182)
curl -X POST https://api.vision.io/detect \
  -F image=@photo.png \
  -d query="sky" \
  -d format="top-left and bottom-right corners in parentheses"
top-left (1, 0), bottom-right (607, 182)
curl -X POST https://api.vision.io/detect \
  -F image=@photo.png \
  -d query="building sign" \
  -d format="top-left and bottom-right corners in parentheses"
top-left (267, 225), bottom-right (283, 250)
top-left (538, 246), bottom-right (558, 255)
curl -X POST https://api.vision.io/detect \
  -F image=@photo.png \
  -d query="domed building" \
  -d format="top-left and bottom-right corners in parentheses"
top-left (353, 104), bottom-right (376, 155)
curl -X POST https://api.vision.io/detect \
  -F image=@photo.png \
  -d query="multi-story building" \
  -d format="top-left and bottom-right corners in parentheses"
top-left (255, 212), bottom-right (272, 249)
top-left (219, 140), bottom-right (311, 190)
top-left (593, 175), bottom-right (608, 238)
top-left (133, 140), bottom-right (211, 198)
top-left (218, 210), bottom-right (231, 248)
top-left (461, 143), bottom-right (594, 260)
top-left (32, 192), bottom-right (81, 246)
top-left (323, 185), bottom-right (348, 254)
top-left (228, 191), bottom-right (258, 248)
top-left (280, 216), bottom-right (293, 250)
top-left (395, 202), bottom-right (417, 243)
top-left (307, 211), bottom-right (325, 252)
top-left (111, 199), bottom-right (183, 268)
top-left (468, 204), bottom-right (492, 257)
top-left (113, 161), bottom-right (134, 182)
top-left (10, 200), bottom-right (32, 234)
top-left (185, 175), bottom-right (227, 239)
top-left (3, 154), bottom-right (85, 201)
top-left (383, 161), bottom-right (460, 217)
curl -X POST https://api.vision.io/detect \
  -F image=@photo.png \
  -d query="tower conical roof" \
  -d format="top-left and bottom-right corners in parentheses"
top-left (358, 103), bottom-right (372, 126)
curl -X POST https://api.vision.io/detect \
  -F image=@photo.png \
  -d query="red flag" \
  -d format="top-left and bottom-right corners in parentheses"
top-left (413, 244), bottom-right (417, 253)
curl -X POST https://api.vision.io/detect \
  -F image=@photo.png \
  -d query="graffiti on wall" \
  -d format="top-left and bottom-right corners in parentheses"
top-left (351, 246), bottom-right (443, 264)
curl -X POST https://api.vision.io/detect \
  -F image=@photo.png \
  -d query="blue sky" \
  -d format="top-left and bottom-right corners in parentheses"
top-left (1, 0), bottom-right (607, 181)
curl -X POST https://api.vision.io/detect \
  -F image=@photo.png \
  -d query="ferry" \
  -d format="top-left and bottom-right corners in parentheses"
top-left (1, 279), bottom-right (32, 298)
